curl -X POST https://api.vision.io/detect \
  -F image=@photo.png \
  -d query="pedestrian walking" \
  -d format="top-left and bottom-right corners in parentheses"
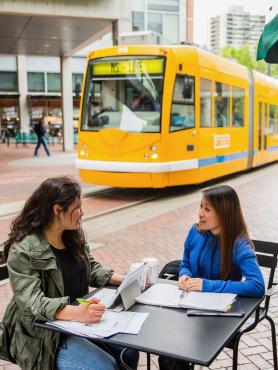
top-left (34, 119), bottom-right (51, 156)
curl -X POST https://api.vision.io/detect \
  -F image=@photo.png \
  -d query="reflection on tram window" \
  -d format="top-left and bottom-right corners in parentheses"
top-left (214, 82), bottom-right (230, 128)
top-left (82, 57), bottom-right (164, 133)
top-left (170, 75), bottom-right (195, 132)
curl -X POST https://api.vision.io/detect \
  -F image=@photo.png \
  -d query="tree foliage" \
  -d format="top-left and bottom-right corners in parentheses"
top-left (220, 44), bottom-right (278, 77)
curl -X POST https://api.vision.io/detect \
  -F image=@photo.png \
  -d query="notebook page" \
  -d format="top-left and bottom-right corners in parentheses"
top-left (136, 283), bottom-right (182, 307)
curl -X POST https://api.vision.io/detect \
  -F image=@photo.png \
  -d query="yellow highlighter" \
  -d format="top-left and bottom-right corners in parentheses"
top-left (77, 298), bottom-right (96, 305)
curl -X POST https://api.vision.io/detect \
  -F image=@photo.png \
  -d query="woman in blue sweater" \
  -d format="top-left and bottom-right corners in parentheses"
top-left (178, 185), bottom-right (265, 297)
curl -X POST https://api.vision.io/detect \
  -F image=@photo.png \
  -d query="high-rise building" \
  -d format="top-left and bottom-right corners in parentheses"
top-left (208, 6), bottom-right (265, 54)
top-left (132, 0), bottom-right (194, 44)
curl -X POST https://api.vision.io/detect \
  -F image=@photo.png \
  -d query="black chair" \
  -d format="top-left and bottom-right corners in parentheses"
top-left (0, 260), bottom-right (16, 364)
top-left (158, 239), bottom-right (278, 370)
top-left (227, 240), bottom-right (278, 370)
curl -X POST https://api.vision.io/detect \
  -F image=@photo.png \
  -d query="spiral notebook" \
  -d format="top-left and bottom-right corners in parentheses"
top-left (136, 283), bottom-right (237, 312)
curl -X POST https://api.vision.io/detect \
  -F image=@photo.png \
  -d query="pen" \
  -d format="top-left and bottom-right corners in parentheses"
top-left (179, 290), bottom-right (186, 299)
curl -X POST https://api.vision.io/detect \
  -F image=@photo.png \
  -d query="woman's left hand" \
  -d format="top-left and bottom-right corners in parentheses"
top-left (183, 278), bottom-right (203, 291)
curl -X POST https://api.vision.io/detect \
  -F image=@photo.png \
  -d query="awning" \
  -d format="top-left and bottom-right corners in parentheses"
top-left (257, 14), bottom-right (278, 63)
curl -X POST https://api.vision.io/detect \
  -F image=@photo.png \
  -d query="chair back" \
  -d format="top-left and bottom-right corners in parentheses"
top-left (0, 263), bottom-right (8, 281)
top-left (252, 239), bottom-right (278, 311)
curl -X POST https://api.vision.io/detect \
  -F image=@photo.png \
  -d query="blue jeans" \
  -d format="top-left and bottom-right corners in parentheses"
top-left (56, 335), bottom-right (139, 370)
top-left (34, 136), bottom-right (50, 156)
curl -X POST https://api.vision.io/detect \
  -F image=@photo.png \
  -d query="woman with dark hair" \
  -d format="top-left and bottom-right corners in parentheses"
top-left (178, 185), bottom-right (265, 297)
top-left (0, 177), bottom-right (139, 370)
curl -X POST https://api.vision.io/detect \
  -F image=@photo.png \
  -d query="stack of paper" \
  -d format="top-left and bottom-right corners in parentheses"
top-left (136, 283), bottom-right (236, 312)
top-left (46, 311), bottom-right (149, 338)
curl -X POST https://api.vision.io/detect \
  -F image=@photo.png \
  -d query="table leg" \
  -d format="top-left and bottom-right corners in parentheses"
top-left (147, 353), bottom-right (151, 370)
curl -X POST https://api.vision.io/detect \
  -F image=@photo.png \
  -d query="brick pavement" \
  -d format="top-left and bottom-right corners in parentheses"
top-left (0, 143), bottom-right (278, 369)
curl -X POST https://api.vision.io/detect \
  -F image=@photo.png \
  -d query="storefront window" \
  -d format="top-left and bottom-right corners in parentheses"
top-left (0, 98), bottom-right (19, 138)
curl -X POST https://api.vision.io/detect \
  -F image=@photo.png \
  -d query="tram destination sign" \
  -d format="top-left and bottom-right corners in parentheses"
top-left (92, 58), bottom-right (163, 75)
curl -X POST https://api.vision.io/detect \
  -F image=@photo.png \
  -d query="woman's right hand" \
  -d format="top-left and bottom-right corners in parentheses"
top-left (77, 298), bottom-right (106, 323)
top-left (178, 275), bottom-right (190, 290)
top-left (55, 298), bottom-right (106, 323)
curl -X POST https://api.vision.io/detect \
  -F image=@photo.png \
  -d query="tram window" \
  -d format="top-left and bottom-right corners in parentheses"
top-left (200, 78), bottom-right (212, 127)
top-left (214, 82), bottom-right (230, 128)
top-left (232, 86), bottom-right (244, 127)
top-left (81, 56), bottom-right (164, 133)
top-left (269, 105), bottom-right (276, 134)
top-left (170, 75), bottom-right (195, 132)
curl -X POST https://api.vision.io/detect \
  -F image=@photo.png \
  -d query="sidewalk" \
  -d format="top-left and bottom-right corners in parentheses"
top-left (0, 143), bottom-right (278, 369)
top-left (0, 143), bottom-right (99, 206)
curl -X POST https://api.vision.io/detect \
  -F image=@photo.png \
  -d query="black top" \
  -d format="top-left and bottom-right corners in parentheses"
top-left (51, 246), bottom-right (88, 303)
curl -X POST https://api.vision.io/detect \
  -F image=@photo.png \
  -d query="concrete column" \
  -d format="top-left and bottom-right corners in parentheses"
top-left (112, 18), bottom-right (132, 45)
top-left (60, 56), bottom-right (73, 151)
top-left (17, 55), bottom-right (29, 133)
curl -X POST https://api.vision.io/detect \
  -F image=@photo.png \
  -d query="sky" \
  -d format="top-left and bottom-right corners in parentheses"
top-left (193, 0), bottom-right (277, 46)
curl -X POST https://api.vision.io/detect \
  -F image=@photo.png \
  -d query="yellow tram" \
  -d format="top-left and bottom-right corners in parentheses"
top-left (76, 45), bottom-right (278, 188)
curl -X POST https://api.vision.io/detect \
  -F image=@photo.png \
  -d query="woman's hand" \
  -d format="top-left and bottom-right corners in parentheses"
top-left (178, 275), bottom-right (190, 290)
top-left (55, 298), bottom-right (105, 323)
top-left (77, 298), bottom-right (106, 323)
top-left (183, 278), bottom-right (203, 292)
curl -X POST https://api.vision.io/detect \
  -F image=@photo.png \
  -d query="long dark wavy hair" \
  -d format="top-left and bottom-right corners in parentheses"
top-left (202, 185), bottom-right (252, 280)
top-left (3, 176), bottom-right (86, 263)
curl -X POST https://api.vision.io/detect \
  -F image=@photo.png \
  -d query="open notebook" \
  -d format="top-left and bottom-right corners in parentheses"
top-left (136, 283), bottom-right (236, 312)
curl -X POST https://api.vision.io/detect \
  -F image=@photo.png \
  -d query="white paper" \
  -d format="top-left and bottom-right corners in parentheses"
top-left (119, 105), bottom-right (146, 132)
top-left (136, 283), bottom-right (236, 312)
top-left (46, 311), bottom-right (149, 338)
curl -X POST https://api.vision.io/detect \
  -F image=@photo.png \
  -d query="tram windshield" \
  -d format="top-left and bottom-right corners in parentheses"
top-left (81, 56), bottom-right (165, 133)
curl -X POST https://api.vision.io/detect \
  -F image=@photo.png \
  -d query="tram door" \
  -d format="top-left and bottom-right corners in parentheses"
top-left (257, 100), bottom-right (268, 164)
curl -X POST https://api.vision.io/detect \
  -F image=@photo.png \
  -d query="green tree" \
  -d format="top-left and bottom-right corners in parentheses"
top-left (220, 44), bottom-right (278, 77)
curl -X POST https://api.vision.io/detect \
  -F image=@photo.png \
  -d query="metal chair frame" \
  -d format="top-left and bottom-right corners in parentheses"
top-left (0, 262), bottom-right (16, 363)
top-left (159, 239), bottom-right (278, 370)
top-left (228, 240), bottom-right (278, 370)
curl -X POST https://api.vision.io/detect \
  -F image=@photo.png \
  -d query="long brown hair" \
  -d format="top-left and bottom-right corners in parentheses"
top-left (202, 185), bottom-right (252, 280)
top-left (3, 176), bottom-right (85, 262)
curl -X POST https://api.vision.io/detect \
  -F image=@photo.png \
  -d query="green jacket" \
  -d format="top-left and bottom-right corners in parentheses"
top-left (0, 233), bottom-right (113, 370)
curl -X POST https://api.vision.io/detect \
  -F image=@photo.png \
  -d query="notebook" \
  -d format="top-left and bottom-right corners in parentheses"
top-left (136, 283), bottom-right (236, 312)
top-left (186, 300), bottom-right (244, 317)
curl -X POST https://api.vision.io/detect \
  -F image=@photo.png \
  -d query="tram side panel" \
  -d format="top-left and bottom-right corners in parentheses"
top-left (252, 71), bottom-right (278, 168)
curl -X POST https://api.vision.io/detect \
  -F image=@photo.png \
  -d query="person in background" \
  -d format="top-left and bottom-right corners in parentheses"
top-left (131, 89), bottom-right (159, 112)
top-left (179, 185), bottom-right (265, 297)
top-left (0, 176), bottom-right (139, 370)
top-left (34, 118), bottom-right (51, 157)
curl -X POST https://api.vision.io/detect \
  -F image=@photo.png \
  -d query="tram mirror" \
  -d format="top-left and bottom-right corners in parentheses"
top-left (182, 77), bottom-right (193, 99)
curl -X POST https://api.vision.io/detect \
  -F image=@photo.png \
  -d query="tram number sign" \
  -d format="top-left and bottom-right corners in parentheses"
top-left (92, 59), bottom-right (163, 75)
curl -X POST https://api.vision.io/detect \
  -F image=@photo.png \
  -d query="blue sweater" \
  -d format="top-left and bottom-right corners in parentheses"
top-left (179, 225), bottom-right (265, 297)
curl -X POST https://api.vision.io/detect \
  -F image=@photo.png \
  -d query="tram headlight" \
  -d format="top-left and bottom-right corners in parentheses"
top-left (151, 153), bottom-right (158, 159)
top-left (150, 145), bottom-right (157, 152)
top-left (80, 150), bottom-right (85, 156)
